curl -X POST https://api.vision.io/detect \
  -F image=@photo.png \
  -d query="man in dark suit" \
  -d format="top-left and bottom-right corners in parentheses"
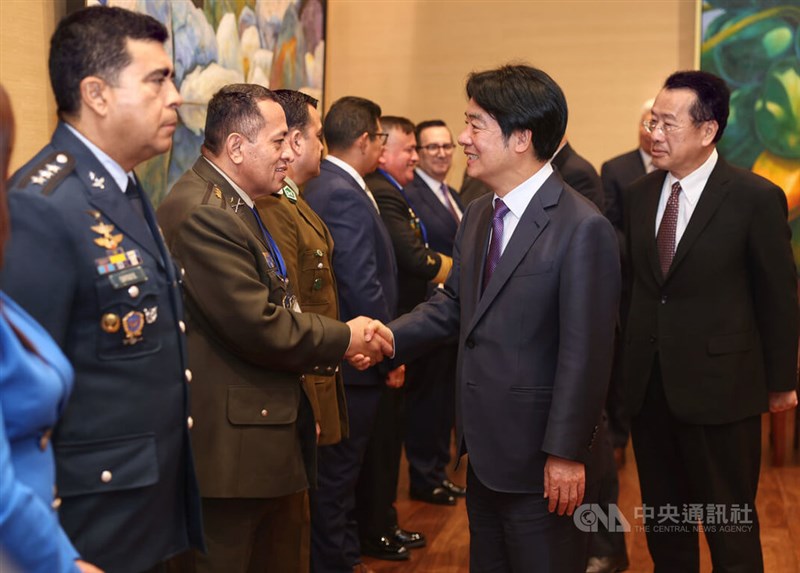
top-left (403, 119), bottom-right (466, 504)
top-left (551, 139), bottom-right (605, 211)
top-left (370, 64), bottom-right (620, 572)
top-left (256, 90), bottom-right (349, 447)
top-left (2, 7), bottom-right (204, 572)
top-left (157, 85), bottom-right (389, 573)
top-left (304, 97), bottom-right (403, 572)
top-left (459, 173), bottom-right (492, 206)
top-left (624, 70), bottom-right (798, 572)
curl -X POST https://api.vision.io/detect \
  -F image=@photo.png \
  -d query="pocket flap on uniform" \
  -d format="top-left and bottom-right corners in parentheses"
top-left (226, 385), bottom-right (298, 426)
top-left (56, 433), bottom-right (159, 496)
top-left (707, 331), bottom-right (753, 355)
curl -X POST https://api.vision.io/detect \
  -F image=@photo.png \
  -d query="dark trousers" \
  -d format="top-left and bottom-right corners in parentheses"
top-left (192, 492), bottom-right (310, 573)
top-left (631, 365), bottom-right (763, 573)
top-left (466, 465), bottom-right (588, 573)
top-left (355, 384), bottom-right (404, 537)
top-left (404, 343), bottom-right (458, 490)
top-left (311, 385), bottom-right (383, 573)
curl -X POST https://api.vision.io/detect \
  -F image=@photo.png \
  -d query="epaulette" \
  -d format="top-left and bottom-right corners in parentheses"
top-left (18, 151), bottom-right (75, 196)
top-left (201, 181), bottom-right (227, 209)
top-left (281, 184), bottom-right (298, 203)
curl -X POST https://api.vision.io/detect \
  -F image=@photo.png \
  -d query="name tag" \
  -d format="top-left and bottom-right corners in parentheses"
top-left (108, 266), bottom-right (148, 289)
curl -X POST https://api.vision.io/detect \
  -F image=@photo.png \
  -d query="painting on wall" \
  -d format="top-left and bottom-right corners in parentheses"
top-left (700, 2), bottom-right (800, 270)
top-left (88, 0), bottom-right (326, 205)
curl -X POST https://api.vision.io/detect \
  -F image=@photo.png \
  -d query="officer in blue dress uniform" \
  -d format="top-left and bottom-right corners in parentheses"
top-left (0, 7), bottom-right (203, 573)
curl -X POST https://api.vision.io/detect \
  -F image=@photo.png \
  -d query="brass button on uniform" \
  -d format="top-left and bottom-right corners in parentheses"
top-left (260, 409), bottom-right (269, 417)
top-left (101, 470), bottom-right (112, 483)
top-left (101, 313), bottom-right (121, 333)
top-left (179, 320), bottom-right (186, 333)
top-left (185, 369), bottom-right (193, 383)
top-left (317, 262), bottom-right (324, 269)
top-left (187, 416), bottom-right (194, 429)
top-left (315, 249), bottom-right (323, 257)
top-left (128, 285), bottom-right (140, 298)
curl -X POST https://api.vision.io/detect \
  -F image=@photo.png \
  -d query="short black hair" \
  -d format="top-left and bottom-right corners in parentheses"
top-left (323, 96), bottom-right (382, 152)
top-left (466, 64), bottom-right (567, 161)
top-left (203, 84), bottom-right (277, 156)
top-left (273, 89), bottom-right (318, 131)
top-left (380, 116), bottom-right (415, 135)
top-left (663, 70), bottom-right (730, 143)
top-left (415, 119), bottom-right (448, 142)
top-left (49, 5), bottom-right (168, 118)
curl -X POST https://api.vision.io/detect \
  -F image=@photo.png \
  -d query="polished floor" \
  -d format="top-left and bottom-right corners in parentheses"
top-left (363, 412), bottom-right (800, 572)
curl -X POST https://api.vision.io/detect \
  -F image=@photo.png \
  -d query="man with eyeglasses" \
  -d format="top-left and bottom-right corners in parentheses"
top-left (402, 120), bottom-right (466, 506)
top-left (356, 116), bottom-right (452, 561)
top-left (304, 97), bottom-right (401, 573)
top-left (624, 70), bottom-right (798, 572)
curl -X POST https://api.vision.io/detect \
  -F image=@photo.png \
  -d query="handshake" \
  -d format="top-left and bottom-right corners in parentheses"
top-left (344, 316), bottom-right (395, 370)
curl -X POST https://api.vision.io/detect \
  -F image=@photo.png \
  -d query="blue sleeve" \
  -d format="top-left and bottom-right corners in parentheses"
top-left (0, 404), bottom-right (81, 572)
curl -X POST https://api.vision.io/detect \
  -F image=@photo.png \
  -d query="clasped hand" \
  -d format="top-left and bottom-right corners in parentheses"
top-left (344, 316), bottom-right (395, 370)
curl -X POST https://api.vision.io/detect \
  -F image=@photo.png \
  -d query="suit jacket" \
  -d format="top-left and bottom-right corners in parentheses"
top-left (156, 157), bottom-right (350, 498)
top-left (601, 148), bottom-right (646, 235)
top-left (552, 143), bottom-right (605, 212)
top-left (305, 159), bottom-right (398, 387)
top-left (366, 170), bottom-right (448, 314)
top-left (459, 173), bottom-right (492, 207)
top-left (623, 158), bottom-right (799, 424)
top-left (389, 171), bottom-right (620, 493)
top-left (2, 122), bottom-right (203, 573)
top-left (404, 172), bottom-right (462, 257)
top-left (256, 179), bottom-right (348, 446)
top-left (0, 292), bottom-right (79, 573)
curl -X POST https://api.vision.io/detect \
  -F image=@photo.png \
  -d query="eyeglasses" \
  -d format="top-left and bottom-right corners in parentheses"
top-left (370, 132), bottom-right (389, 145)
top-left (417, 143), bottom-right (456, 154)
top-left (643, 119), bottom-right (686, 135)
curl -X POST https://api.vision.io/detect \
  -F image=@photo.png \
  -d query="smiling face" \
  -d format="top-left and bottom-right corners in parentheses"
top-left (380, 126), bottom-right (418, 186)
top-left (238, 99), bottom-right (292, 198)
top-left (457, 98), bottom-right (514, 192)
top-left (417, 125), bottom-right (454, 182)
top-left (649, 88), bottom-right (718, 180)
top-left (104, 39), bottom-right (182, 170)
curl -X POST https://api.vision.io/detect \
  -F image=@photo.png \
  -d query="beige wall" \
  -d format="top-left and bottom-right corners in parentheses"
top-left (0, 0), bottom-right (65, 173)
top-left (325, 0), bottom-right (698, 187)
top-left (0, 0), bottom-right (697, 183)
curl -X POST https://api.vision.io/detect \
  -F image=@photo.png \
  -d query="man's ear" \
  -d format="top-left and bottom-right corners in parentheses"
top-left (226, 133), bottom-right (245, 165)
top-left (358, 132), bottom-right (371, 154)
top-left (289, 128), bottom-right (303, 155)
top-left (512, 129), bottom-right (532, 154)
top-left (79, 76), bottom-right (109, 117)
top-left (701, 120), bottom-right (719, 147)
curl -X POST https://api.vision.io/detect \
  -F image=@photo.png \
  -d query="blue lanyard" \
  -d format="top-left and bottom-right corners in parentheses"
top-left (250, 206), bottom-right (287, 279)
top-left (377, 169), bottom-right (429, 246)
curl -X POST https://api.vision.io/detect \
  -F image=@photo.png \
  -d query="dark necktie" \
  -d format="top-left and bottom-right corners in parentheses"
top-left (126, 176), bottom-right (146, 221)
top-left (657, 181), bottom-right (681, 277)
top-left (439, 182), bottom-right (460, 222)
top-left (483, 199), bottom-right (510, 293)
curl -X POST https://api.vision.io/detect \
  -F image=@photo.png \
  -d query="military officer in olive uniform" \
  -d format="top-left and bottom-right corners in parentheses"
top-left (157, 84), bottom-right (389, 573)
top-left (1, 7), bottom-right (203, 573)
top-left (256, 89), bottom-right (348, 447)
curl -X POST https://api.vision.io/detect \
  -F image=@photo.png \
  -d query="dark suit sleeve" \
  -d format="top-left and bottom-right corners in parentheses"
top-left (372, 186), bottom-right (444, 281)
top-left (2, 193), bottom-right (79, 347)
top-left (747, 184), bottom-right (799, 392)
top-left (542, 213), bottom-right (620, 463)
top-left (170, 203), bottom-right (349, 371)
top-left (325, 187), bottom-right (395, 323)
top-left (566, 163), bottom-right (605, 212)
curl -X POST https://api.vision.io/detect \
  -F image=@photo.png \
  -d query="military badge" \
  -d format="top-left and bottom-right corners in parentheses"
top-left (282, 185), bottom-right (298, 203)
top-left (90, 220), bottom-right (123, 250)
top-left (122, 310), bottom-right (145, 345)
top-left (100, 313), bottom-right (121, 333)
top-left (95, 249), bottom-right (143, 276)
top-left (143, 306), bottom-right (158, 324)
top-left (231, 197), bottom-right (245, 213)
top-left (89, 171), bottom-right (105, 190)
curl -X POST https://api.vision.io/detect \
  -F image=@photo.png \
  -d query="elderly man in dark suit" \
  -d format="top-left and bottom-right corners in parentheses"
top-left (255, 90), bottom-right (349, 448)
top-left (304, 96), bottom-right (402, 572)
top-left (157, 85), bottom-right (389, 573)
top-left (2, 7), bottom-right (204, 572)
top-left (624, 70), bottom-right (798, 572)
top-left (402, 119), bottom-right (466, 504)
top-left (370, 64), bottom-right (620, 572)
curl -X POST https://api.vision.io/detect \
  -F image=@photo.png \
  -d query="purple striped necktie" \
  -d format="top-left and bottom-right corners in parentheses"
top-left (483, 199), bottom-right (510, 293)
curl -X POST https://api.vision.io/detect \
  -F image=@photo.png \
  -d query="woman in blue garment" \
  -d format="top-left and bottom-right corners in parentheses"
top-left (0, 86), bottom-right (102, 572)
